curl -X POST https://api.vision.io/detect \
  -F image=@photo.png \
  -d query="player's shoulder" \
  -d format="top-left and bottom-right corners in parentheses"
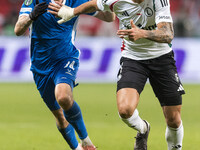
top-left (21, 0), bottom-right (38, 8)
top-left (154, 0), bottom-right (170, 11)
top-left (20, 0), bottom-right (37, 15)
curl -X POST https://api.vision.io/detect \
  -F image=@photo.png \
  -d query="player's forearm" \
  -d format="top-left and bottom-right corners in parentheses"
top-left (95, 11), bottom-right (116, 22)
top-left (74, 0), bottom-right (99, 15)
top-left (103, 11), bottom-right (116, 22)
top-left (142, 22), bottom-right (174, 43)
top-left (14, 16), bottom-right (32, 36)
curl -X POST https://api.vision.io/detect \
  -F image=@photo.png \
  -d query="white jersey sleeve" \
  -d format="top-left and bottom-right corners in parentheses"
top-left (96, 0), bottom-right (117, 11)
top-left (154, 0), bottom-right (173, 24)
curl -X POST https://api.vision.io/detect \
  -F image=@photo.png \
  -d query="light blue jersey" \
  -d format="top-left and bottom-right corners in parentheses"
top-left (19, 0), bottom-right (94, 75)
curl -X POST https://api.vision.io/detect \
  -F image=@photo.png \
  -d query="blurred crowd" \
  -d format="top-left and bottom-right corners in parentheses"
top-left (0, 0), bottom-right (199, 37)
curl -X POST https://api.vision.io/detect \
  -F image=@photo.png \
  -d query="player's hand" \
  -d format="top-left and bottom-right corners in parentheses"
top-left (29, 0), bottom-right (48, 21)
top-left (48, 2), bottom-right (75, 24)
top-left (117, 20), bottom-right (144, 41)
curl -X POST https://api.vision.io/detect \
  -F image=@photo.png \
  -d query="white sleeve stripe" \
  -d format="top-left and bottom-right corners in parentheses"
top-left (20, 7), bottom-right (32, 12)
top-left (97, 0), bottom-right (104, 11)
top-left (19, 14), bottom-right (29, 16)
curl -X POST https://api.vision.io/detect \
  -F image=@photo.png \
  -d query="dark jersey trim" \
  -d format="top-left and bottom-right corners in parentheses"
top-left (160, 0), bottom-right (168, 7)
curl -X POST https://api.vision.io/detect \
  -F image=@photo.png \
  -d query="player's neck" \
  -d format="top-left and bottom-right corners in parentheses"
top-left (132, 0), bottom-right (144, 4)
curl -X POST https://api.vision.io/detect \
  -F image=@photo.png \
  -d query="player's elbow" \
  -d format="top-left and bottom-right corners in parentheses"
top-left (96, 11), bottom-right (116, 22)
top-left (105, 13), bottom-right (116, 22)
top-left (14, 27), bottom-right (22, 36)
top-left (107, 16), bottom-right (116, 22)
top-left (167, 33), bottom-right (174, 44)
top-left (15, 31), bottom-right (21, 36)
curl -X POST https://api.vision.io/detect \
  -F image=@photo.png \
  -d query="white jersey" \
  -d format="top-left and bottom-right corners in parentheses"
top-left (97, 0), bottom-right (173, 60)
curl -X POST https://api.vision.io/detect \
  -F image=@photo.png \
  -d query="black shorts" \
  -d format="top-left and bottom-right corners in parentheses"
top-left (117, 51), bottom-right (185, 106)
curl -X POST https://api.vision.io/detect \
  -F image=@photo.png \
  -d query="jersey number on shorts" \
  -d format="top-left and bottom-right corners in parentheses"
top-left (64, 61), bottom-right (75, 70)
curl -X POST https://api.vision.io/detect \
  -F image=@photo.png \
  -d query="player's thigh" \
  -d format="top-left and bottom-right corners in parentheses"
top-left (33, 72), bottom-right (60, 111)
top-left (55, 83), bottom-right (73, 100)
top-left (53, 58), bottom-right (79, 107)
top-left (117, 88), bottom-right (140, 116)
top-left (55, 83), bottom-right (74, 110)
top-left (54, 58), bottom-right (79, 90)
top-left (117, 57), bottom-right (148, 94)
top-left (149, 52), bottom-right (185, 106)
top-left (117, 57), bottom-right (148, 114)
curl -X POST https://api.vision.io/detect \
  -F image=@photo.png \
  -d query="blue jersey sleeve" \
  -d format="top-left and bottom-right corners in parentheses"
top-left (19, 0), bottom-right (37, 16)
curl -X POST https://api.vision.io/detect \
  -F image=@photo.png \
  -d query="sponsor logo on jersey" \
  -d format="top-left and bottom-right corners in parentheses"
top-left (122, 11), bottom-right (129, 16)
top-left (137, 23), bottom-right (157, 30)
top-left (160, 0), bottom-right (168, 7)
top-left (24, 0), bottom-right (33, 6)
top-left (123, 23), bottom-right (157, 31)
top-left (159, 16), bottom-right (171, 20)
top-left (20, 8), bottom-right (32, 13)
top-left (122, 24), bottom-right (131, 29)
top-left (144, 7), bottom-right (153, 17)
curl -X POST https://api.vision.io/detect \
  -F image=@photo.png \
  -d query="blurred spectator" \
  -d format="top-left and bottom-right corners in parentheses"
top-left (0, 0), bottom-right (23, 35)
top-left (171, 0), bottom-right (200, 37)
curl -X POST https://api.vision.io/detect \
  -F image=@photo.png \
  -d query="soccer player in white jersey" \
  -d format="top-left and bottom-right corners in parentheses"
top-left (48, 0), bottom-right (185, 149)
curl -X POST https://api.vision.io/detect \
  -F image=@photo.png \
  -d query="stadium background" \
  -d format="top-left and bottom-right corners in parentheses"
top-left (0, 0), bottom-right (200, 150)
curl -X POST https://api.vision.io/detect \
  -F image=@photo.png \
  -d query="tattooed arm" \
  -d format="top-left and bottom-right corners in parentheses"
top-left (143, 22), bottom-right (174, 43)
top-left (14, 15), bottom-right (32, 36)
top-left (117, 20), bottom-right (174, 44)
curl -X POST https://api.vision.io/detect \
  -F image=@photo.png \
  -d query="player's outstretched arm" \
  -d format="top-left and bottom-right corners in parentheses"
top-left (117, 20), bottom-right (174, 43)
top-left (143, 22), bottom-right (174, 43)
top-left (14, 0), bottom-right (48, 36)
top-left (48, 0), bottom-right (104, 24)
top-left (14, 15), bottom-right (33, 36)
top-left (95, 11), bottom-right (116, 22)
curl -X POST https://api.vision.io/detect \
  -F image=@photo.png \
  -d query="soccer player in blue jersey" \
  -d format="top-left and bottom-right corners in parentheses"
top-left (14, 0), bottom-right (115, 149)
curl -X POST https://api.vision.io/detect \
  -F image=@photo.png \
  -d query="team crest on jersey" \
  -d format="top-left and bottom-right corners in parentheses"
top-left (102, 0), bottom-right (108, 4)
top-left (24, 0), bottom-right (33, 6)
top-left (144, 7), bottom-right (153, 17)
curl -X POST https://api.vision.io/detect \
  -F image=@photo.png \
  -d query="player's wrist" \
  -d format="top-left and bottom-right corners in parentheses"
top-left (57, 5), bottom-right (75, 24)
top-left (58, 5), bottom-right (75, 18)
top-left (140, 29), bottom-right (148, 39)
top-left (71, 8), bottom-right (75, 17)
top-left (29, 2), bottom-right (48, 21)
top-left (29, 13), bottom-right (35, 21)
